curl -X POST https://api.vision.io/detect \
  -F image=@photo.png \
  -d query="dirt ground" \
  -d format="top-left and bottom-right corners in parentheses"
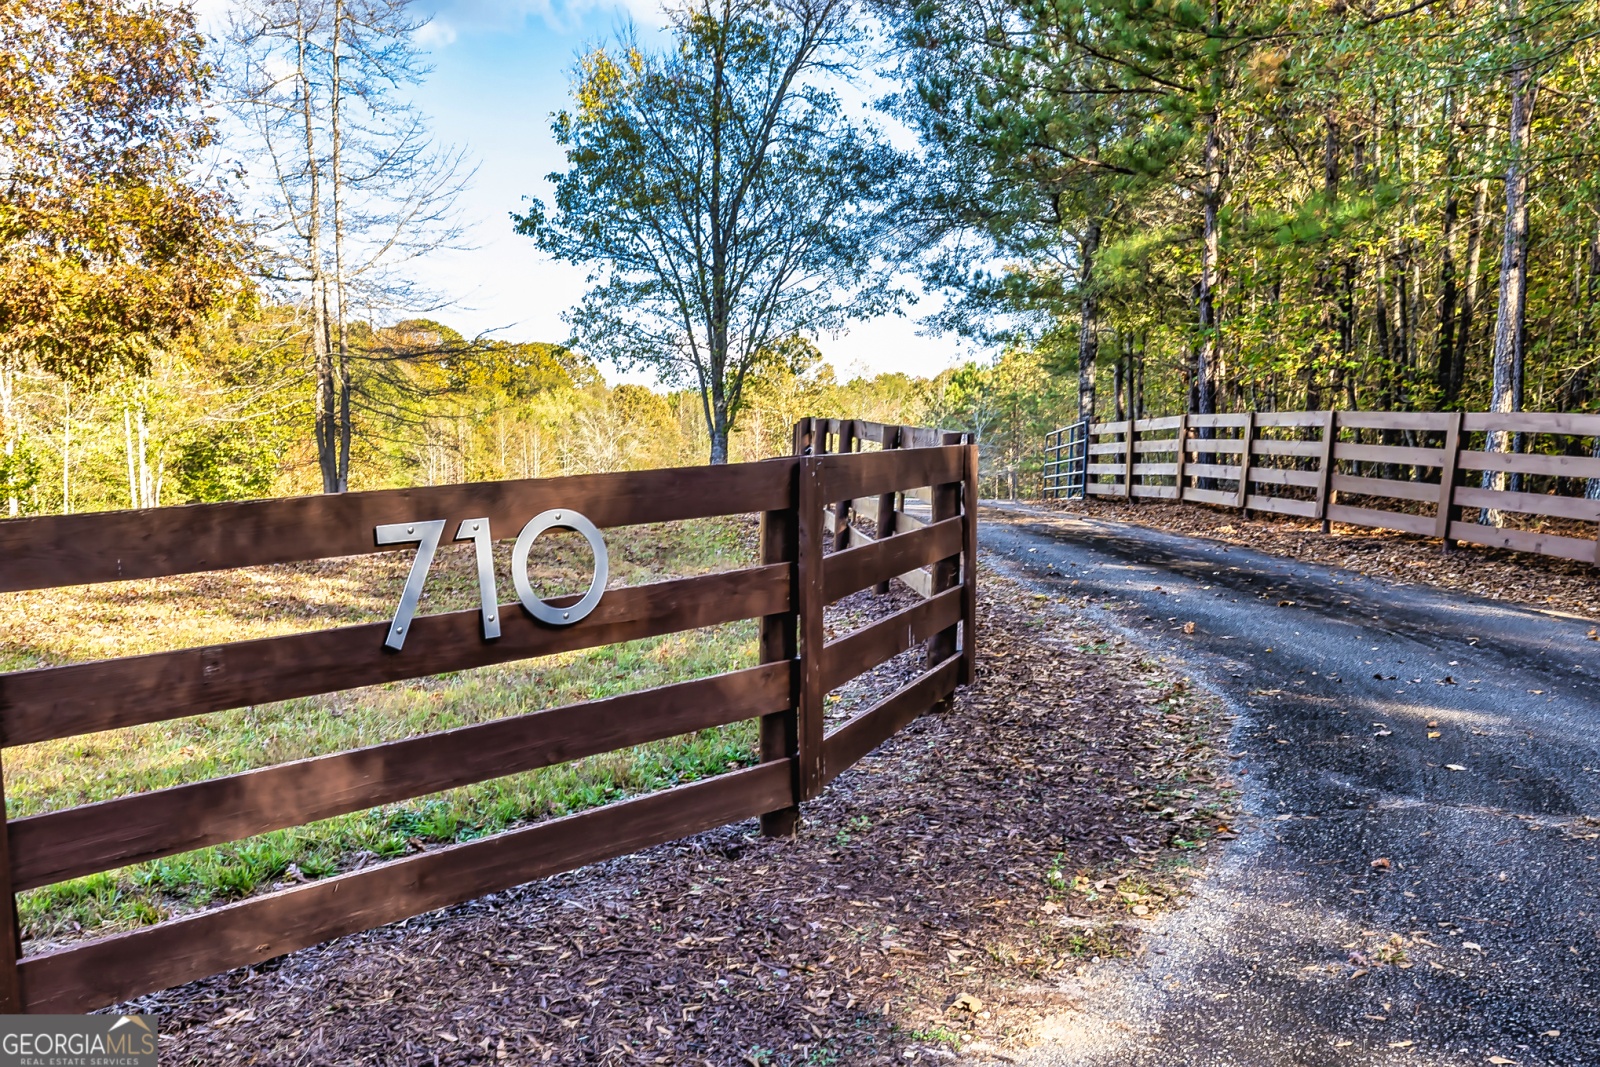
top-left (130, 573), bottom-right (1233, 1066)
top-left (1033, 497), bottom-right (1600, 621)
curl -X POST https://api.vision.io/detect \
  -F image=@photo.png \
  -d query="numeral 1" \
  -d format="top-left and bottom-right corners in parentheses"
top-left (455, 517), bottom-right (501, 640)
top-left (375, 519), bottom-right (446, 651)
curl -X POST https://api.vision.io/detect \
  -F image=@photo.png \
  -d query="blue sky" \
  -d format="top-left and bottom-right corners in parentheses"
top-left (361, 0), bottom-right (978, 384)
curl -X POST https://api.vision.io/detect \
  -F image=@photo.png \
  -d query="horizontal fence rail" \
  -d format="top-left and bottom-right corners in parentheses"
top-left (0, 422), bottom-right (978, 1013)
top-left (1042, 409), bottom-right (1600, 566)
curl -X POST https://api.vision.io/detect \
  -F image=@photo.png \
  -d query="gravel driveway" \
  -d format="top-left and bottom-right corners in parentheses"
top-left (981, 502), bottom-right (1600, 1067)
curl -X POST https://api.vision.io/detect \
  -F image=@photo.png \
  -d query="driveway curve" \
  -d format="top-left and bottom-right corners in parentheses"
top-left (980, 502), bottom-right (1600, 1067)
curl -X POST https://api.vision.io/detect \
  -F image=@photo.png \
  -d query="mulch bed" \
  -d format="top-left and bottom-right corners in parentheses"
top-left (1034, 497), bottom-right (1600, 621)
top-left (132, 573), bottom-right (1232, 1066)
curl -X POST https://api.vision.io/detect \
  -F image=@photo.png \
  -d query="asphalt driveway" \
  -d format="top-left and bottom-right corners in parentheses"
top-left (979, 502), bottom-right (1600, 1067)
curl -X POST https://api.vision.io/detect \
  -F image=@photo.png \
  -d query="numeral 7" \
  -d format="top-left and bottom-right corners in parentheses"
top-left (375, 517), bottom-right (500, 650)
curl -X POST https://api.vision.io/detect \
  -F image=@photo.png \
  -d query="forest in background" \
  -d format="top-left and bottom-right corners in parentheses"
top-left (897, 0), bottom-right (1600, 433)
top-left (4, 0), bottom-right (1599, 515)
top-left (0, 314), bottom-right (1050, 513)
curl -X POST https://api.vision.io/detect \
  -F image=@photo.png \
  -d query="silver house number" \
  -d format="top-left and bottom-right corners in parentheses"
top-left (512, 510), bottom-right (609, 626)
top-left (376, 508), bottom-right (609, 651)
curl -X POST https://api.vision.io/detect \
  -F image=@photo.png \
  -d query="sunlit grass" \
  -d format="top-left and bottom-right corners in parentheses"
top-left (2, 517), bottom-right (765, 943)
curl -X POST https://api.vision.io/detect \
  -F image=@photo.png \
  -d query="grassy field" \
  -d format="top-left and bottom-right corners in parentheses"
top-left (0, 517), bottom-right (762, 944)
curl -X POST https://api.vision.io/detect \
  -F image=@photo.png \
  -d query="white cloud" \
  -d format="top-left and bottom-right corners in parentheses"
top-left (415, 0), bottom-right (668, 39)
top-left (412, 18), bottom-right (459, 47)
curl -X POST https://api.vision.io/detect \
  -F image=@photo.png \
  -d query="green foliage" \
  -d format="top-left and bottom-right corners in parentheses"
top-left (892, 0), bottom-right (1600, 423)
top-left (519, 0), bottom-right (906, 461)
top-left (171, 427), bottom-right (278, 504)
top-left (0, 0), bottom-right (241, 379)
top-left (0, 436), bottom-right (39, 501)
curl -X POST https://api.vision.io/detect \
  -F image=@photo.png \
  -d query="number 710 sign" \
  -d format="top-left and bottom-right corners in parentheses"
top-left (374, 509), bottom-right (609, 651)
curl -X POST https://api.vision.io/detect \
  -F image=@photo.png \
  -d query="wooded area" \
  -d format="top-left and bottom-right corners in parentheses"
top-left (897, 0), bottom-right (1600, 427)
top-left (7, 0), bottom-right (1600, 513)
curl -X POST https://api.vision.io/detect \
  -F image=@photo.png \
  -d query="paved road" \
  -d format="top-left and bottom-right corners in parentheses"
top-left (979, 503), bottom-right (1600, 1067)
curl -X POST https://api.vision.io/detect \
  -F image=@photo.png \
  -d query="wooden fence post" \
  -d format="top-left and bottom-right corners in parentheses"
top-left (1123, 420), bottom-right (1137, 499)
top-left (795, 457), bottom-right (826, 801)
top-left (793, 418), bottom-right (812, 457)
top-left (1316, 409), bottom-right (1338, 533)
top-left (1172, 414), bottom-right (1189, 502)
top-left (872, 426), bottom-right (902, 594)
top-left (928, 434), bottom-right (965, 706)
top-left (0, 764), bottom-right (22, 1012)
top-left (758, 497), bottom-right (801, 837)
top-left (1236, 411), bottom-right (1256, 511)
top-left (960, 437), bottom-right (979, 686)
top-left (832, 421), bottom-right (856, 549)
top-left (1436, 410), bottom-right (1465, 551)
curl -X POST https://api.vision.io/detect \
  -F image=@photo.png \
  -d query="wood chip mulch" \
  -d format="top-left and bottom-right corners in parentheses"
top-left (1034, 497), bottom-right (1600, 621)
top-left (133, 573), bottom-right (1233, 1066)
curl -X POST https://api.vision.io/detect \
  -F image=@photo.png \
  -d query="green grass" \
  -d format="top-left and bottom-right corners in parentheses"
top-left (3, 517), bottom-right (765, 942)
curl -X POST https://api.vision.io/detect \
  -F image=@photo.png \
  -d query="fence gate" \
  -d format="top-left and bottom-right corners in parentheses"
top-left (1043, 420), bottom-right (1090, 500)
top-left (0, 420), bottom-right (976, 1013)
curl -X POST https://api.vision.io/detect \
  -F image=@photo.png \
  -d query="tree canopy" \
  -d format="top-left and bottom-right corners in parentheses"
top-left (517, 0), bottom-right (905, 463)
top-left (0, 0), bottom-right (240, 379)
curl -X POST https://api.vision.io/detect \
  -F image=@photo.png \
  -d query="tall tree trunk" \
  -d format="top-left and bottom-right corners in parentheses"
top-left (1454, 173), bottom-right (1490, 402)
top-left (1077, 218), bottom-right (1101, 423)
top-left (60, 379), bottom-right (70, 515)
top-left (137, 405), bottom-right (152, 508)
top-left (1586, 221), bottom-right (1600, 501)
top-left (1134, 335), bottom-right (1146, 418)
top-left (1308, 114), bottom-right (1339, 410)
top-left (1483, 49), bottom-right (1538, 521)
top-left (1197, 118), bottom-right (1222, 416)
top-left (2, 364), bottom-right (18, 516)
top-left (124, 406), bottom-right (137, 508)
top-left (331, 0), bottom-right (351, 493)
top-left (1435, 92), bottom-right (1461, 403)
top-left (1196, 0), bottom-right (1224, 417)
top-left (709, 393), bottom-right (730, 465)
top-left (297, 12), bottom-right (336, 495)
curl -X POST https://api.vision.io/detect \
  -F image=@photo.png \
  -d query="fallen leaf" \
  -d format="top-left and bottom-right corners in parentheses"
top-left (1182, 621), bottom-right (1196, 634)
top-left (1370, 857), bottom-right (1391, 869)
top-left (949, 992), bottom-right (984, 1013)
top-left (1277, 599), bottom-right (1295, 607)
top-left (1446, 764), bottom-right (1467, 772)
top-left (1487, 1057), bottom-right (1517, 1065)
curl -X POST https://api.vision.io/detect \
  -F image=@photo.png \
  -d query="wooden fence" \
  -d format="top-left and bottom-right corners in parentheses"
top-left (0, 420), bottom-right (977, 1013)
top-left (1044, 409), bottom-right (1600, 566)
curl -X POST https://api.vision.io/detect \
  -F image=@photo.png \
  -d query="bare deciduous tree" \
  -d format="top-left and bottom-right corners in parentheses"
top-left (224, 0), bottom-right (471, 492)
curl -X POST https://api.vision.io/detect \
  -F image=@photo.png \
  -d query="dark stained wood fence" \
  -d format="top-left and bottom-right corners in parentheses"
top-left (0, 420), bottom-right (977, 1013)
top-left (1046, 409), bottom-right (1600, 566)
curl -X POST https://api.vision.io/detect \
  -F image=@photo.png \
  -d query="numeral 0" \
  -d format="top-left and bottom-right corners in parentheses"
top-left (375, 510), bottom-right (608, 651)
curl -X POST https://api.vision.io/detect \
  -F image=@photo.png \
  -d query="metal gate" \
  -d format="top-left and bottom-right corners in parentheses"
top-left (1042, 420), bottom-right (1089, 499)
